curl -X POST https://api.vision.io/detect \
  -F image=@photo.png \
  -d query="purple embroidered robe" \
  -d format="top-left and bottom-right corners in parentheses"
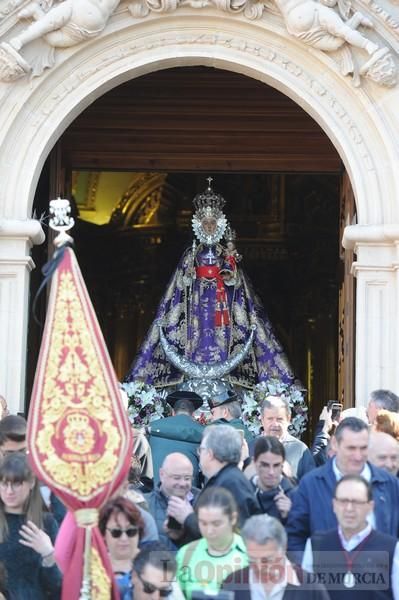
top-left (125, 243), bottom-right (294, 388)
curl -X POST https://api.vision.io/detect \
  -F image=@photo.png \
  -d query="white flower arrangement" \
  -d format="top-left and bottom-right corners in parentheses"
top-left (122, 381), bottom-right (168, 429)
top-left (122, 378), bottom-right (308, 437)
top-left (241, 379), bottom-right (308, 437)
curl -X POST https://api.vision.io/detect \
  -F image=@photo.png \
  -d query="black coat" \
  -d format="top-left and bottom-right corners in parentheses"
top-left (250, 474), bottom-right (296, 523)
top-left (183, 463), bottom-right (261, 541)
top-left (204, 463), bottom-right (261, 524)
top-left (145, 485), bottom-right (200, 550)
top-left (222, 566), bottom-right (330, 600)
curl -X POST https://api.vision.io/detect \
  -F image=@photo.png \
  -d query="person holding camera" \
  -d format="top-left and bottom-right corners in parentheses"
top-left (145, 453), bottom-right (200, 550)
top-left (287, 417), bottom-right (399, 562)
top-left (250, 436), bottom-right (296, 524)
top-left (311, 402), bottom-right (341, 467)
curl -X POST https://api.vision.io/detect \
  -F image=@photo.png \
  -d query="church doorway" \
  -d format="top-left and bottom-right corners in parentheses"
top-left (28, 66), bottom-right (355, 440)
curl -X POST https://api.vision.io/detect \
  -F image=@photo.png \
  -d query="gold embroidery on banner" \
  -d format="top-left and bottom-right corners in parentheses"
top-left (91, 546), bottom-right (112, 600)
top-left (64, 413), bottom-right (95, 455)
top-left (35, 268), bottom-right (122, 498)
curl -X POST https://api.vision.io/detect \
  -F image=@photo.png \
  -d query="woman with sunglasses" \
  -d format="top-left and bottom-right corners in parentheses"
top-left (99, 496), bottom-right (144, 599)
top-left (176, 487), bottom-right (248, 600)
top-left (0, 452), bottom-right (62, 599)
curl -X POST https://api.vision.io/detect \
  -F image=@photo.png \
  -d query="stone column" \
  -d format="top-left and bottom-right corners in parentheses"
top-left (0, 219), bottom-right (45, 414)
top-left (343, 225), bottom-right (399, 409)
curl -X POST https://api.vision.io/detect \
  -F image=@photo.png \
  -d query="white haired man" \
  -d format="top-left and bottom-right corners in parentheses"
top-left (222, 514), bottom-right (329, 599)
top-left (257, 396), bottom-right (315, 480)
top-left (367, 389), bottom-right (399, 425)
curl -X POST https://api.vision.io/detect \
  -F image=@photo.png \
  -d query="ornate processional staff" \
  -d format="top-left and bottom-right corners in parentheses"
top-left (27, 198), bottom-right (133, 600)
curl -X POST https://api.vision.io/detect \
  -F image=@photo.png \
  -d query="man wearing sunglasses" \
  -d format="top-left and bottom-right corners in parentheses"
top-left (132, 542), bottom-right (180, 600)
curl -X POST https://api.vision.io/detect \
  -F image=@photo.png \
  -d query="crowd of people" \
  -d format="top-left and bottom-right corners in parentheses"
top-left (0, 388), bottom-right (398, 599)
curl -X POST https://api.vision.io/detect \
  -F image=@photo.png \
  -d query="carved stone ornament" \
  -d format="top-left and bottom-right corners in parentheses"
top-left (271, 0), bottom-right (398, 87)
top-left (0, 41), bottom-right (31, 81)
top-left (359, 46), bottom-right (397, 86)
top-left (0, 0), bottom-right (122, 81)
top-left (0, 0), bottom-right (396, 86)
top-left (127, 0), bottom-right (262, 19)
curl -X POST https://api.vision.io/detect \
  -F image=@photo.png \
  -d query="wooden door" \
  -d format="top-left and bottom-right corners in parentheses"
top-left (338, 171), bottom-right (356, 407)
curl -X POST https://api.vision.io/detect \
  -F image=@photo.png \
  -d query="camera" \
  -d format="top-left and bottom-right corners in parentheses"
top-left (192, 591), bottom-right (234, 600)
top-left (327, 400), bottom-right (343, 422)
top-left (167, 516), bottom-right (182, 530)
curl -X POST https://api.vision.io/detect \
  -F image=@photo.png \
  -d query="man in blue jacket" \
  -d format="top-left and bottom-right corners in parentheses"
top-left (287, 417), bottom-right (399, 562)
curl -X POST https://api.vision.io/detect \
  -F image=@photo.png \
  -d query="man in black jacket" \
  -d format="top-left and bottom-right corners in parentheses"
top-left (250, 436), bottom-right (296, 523)
top-left (168, 424), bottom-right (261, 541)
top-left (222, 514), bottom-right (329, 600)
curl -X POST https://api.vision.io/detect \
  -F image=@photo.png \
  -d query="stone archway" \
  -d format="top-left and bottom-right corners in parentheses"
top-left (1, 7), bottom-right (399, 411)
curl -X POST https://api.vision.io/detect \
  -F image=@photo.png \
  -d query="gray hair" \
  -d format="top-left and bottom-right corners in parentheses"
top-left (370, 389), bottom-right (399, 413)
top-left (241, 515), bottom-right (287, 551)
top-left (226, 401), bottom-right (242, 419)
top-left (260, 396), bottom-right (291, 419)
top-left (202, 425), bottom-right (242, 464)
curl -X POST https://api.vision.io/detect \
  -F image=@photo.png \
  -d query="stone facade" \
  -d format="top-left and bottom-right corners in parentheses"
top-left (0, 0), bottom-right (399, 412)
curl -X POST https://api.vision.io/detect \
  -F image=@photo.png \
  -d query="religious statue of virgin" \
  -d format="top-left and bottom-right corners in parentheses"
top-left (125, 179), bottom-right (295, 390)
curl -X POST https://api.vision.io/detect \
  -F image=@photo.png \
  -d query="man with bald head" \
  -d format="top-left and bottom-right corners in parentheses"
top-left (145, 452), bottom-right (200, 550)
top-left (369, 431), bottom-right (399, 476)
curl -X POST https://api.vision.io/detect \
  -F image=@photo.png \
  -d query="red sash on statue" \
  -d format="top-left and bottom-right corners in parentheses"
top-left (195, 265), bottom-right (230, 326)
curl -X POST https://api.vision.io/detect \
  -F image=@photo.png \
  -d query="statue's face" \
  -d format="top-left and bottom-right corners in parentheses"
top-left (201, 217), bottom-right (217, 235)
top-left (192, 210), bottom-right (227, 245)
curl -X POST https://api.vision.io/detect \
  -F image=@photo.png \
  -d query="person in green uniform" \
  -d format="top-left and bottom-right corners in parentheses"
top-left (176, 486), bottom-right (248, 599)
top-left (149, 391), bottom-right (205, 487)
top-left (209, 388), bottom-right (254, 443)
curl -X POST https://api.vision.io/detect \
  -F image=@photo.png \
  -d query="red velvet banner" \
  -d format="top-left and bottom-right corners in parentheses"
top-left (28, 246), bottom-right (133, 600)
